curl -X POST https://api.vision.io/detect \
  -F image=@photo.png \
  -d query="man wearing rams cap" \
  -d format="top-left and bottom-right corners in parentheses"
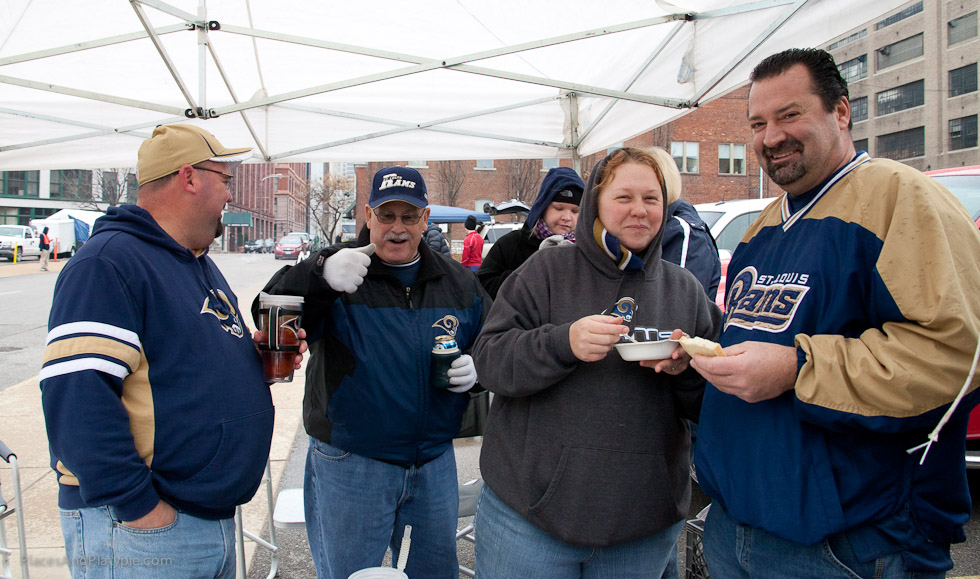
top-left (258, 166), bottom-right (490, 579)
top-left (41, 124), bottom-right (305, 578)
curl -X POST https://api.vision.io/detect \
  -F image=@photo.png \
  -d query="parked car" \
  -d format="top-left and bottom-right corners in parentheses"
top-left (262, 238), bottom-right (274, 253)
top-left (244, 239), bottom-right (265, 253)
top-left (275, 235), bottom-right (307, 260)
top-left (0, 224), bottom-right (41, 261)
top-left (924, 166), bottom-right (980, 467)
top-left (694, 197), bottom-right (780, 309)
top-left (288, 232), bottom-right (311, 246)
top-left (924, 165), bottom-right (980, 226)
top-left (480, 221), bottom-right (524, 259)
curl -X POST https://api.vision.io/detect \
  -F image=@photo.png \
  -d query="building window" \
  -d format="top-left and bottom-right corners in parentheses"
top-left (1, 171), bottom-right (40, 197)
top-left (542, 158), bottom-right (559, 171)
top-left (670, 141), bottom-right (699, 173)
top-left (408, 160), bottom-right (427, 168)
top-left (828, 29), bottom-right (866, 50)
top-left (853, 138), bottom-right (869, 153)
top-left (475, 198), bottom-right (492, 213)
top-left (718, 144), bottom-right (746, 175)
top-left (950, 115), bottom-right (978, 150)
top-left (475, 160), bottom-right (494, 170)
top-left (838, 55), bottom-right (867, 83)
top-left (948, 11), bottom-right (977, 46)
top-left (876, 34), bottom-right (923, 70)
top-left (949, 63), bottom-right (978, 98)
top-left (877, 127), bottom-right (925, 160)
top-left (875, 2), bottom-right (923, 30)
top-left (851, 96), bottom-right (868, 122)
top-left (876, 80), bottom-right (925, 116)
top-left (50, 169), bottom-right (93, 199)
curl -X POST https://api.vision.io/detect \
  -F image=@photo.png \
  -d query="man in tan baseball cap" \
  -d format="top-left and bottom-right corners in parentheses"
top-left (136, 123), bottom-right (252, 252)
top-left (137, 123), bottom-right (252, 186)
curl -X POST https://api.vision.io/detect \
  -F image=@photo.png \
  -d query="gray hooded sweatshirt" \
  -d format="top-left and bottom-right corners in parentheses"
top-left (472, 151), bottom-right (722, 548)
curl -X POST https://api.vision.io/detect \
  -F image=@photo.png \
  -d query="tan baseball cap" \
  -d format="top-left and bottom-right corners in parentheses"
top-left (137, 124), bottom-right (252, 185)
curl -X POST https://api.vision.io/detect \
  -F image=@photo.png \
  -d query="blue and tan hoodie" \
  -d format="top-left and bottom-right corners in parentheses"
top-left (40, 205), bottom-right (274, 521)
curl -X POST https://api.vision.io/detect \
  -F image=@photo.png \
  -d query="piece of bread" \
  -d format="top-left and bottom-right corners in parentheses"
top-left (679, 336), bottom-right (725, 357)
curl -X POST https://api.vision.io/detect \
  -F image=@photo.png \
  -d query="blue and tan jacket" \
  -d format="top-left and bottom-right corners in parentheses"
top-left (696, 156), bottom-right (980, 572)
top-left (41, 205), bottom-right (274, 521)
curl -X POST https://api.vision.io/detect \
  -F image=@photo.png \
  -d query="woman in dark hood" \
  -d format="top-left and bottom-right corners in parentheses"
top-left (476, 166), bottom-right (584, 298)
top-left (472, 147), bottom-right (722, 578)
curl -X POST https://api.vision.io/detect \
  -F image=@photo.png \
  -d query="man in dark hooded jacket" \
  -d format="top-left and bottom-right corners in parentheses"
top-left (424, 221), bottom-right (451, 257)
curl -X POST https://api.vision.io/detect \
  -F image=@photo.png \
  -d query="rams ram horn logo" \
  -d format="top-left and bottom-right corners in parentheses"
top-left (610, 297), bottom-right (636, 323)
top-left (432, 315), bottom-right (460, 337)
top-left (201, 289), bottom-right (245, 338)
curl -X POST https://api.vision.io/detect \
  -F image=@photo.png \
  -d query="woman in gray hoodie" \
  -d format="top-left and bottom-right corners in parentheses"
top-left (472, 147), bottom-right (721, 578)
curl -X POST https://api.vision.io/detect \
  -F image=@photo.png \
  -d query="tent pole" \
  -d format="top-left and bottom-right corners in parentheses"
top-left (568, 92), bottom-right (582, 175)
top-left (198, 0), bottom-right (207, 116)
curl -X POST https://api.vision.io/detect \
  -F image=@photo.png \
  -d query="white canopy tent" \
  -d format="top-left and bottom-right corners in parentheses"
top-left (0, 0), bottom-right (904, 171)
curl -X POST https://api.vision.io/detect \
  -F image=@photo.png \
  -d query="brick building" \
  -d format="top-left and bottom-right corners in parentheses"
top-left (231, 162), bottom-right (309, 251)
top-left (591, 85), bottom-right (780, 205)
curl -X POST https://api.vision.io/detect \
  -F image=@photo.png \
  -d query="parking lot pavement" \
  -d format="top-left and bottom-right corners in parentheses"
top-left (0, 257), bottom-right (66, 278)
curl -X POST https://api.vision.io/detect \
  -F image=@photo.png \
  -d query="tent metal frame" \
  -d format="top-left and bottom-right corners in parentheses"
top-left (0, 0), bottom-right (802, 165)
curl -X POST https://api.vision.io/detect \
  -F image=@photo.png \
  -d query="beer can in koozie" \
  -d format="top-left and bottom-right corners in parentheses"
top-left (430, 335), bottom-right (461, 389)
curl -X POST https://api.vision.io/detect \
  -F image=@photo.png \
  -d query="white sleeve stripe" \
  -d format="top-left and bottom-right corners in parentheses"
top-left (46, 322), bottom-right (141, 348)
top-left (39, 358), bottom-right (131, 382)
top-left (673, 215), bottom-right (692, 269)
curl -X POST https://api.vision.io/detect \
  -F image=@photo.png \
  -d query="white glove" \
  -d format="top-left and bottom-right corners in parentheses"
top-left (539, 234), bottom-right (573, 250)
top-left (447, 354), bottom-right (477, 393)
top-left (323, 244), bottom-right (375, 293)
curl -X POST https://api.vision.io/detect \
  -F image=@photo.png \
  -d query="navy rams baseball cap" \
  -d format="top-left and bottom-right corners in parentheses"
top-left (368, 167), bottom-right (428, 209)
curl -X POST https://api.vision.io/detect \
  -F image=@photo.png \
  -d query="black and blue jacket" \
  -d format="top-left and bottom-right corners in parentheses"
top-left (41, 205), bottom-right (274, 521)
top-left (661, 199), bottom-right (720, 299)
top-left (258, 228), bottom-right (490, 467)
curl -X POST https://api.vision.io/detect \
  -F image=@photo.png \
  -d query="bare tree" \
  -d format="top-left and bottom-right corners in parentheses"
top-left (435, 160), bottom-right (466, 206)
top-left (306, 174), bottom-right (355, 244)
top-left (72, 168), bottom-right (134, 209)
top-left (97, 169), bottom-right (133, 206)
top-left (580, 154), bottom-right (600, 186)
top-left (504, 159), bottom-right (543, 205)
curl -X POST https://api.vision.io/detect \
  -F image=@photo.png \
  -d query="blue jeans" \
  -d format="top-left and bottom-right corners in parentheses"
top-left (304, 437), bottom-right (459, 579)
top-left (59, 506), bottom-right (235, 578)
top-left (474, 484), bottom-right (682, 579)
top-left (703, 502), bottom-right (947, 578)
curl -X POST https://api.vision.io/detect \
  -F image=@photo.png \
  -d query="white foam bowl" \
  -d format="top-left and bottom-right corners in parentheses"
top-left (614, 339), bottom-right (679, 361)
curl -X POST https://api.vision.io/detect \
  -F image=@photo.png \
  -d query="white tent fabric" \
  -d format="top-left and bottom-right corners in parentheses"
top-left (0, 0), bottom-right (905, 171)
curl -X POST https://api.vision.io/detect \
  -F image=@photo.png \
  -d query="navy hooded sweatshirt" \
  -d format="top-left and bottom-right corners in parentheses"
top-left (40, 205), bottom-right (274, 521)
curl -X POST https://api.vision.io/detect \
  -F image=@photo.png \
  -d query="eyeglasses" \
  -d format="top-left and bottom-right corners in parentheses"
top-left (372, 207), bottom-right (424, 225)
top-left (194, 165), bottom-right (234, 183)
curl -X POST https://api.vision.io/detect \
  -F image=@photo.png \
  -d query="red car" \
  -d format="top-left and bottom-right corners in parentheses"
top-left (274, 235), bottom-right (307, 260)
top-left (925, 166), bottom-right (980, 467)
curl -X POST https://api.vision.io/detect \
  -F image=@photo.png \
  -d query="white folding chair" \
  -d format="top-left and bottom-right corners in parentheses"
top-left (236, 461), bottom-right (280, 579)
top-left (456, 478), bottom-right (483, 578)
top-left (265, 478), bottom-right (484, 577)
top-left (0, 440), bottom-right (28, 579)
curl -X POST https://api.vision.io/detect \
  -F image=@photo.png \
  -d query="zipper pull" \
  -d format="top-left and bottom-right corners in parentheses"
top-left (405, 286), bottom-right (413, 309)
